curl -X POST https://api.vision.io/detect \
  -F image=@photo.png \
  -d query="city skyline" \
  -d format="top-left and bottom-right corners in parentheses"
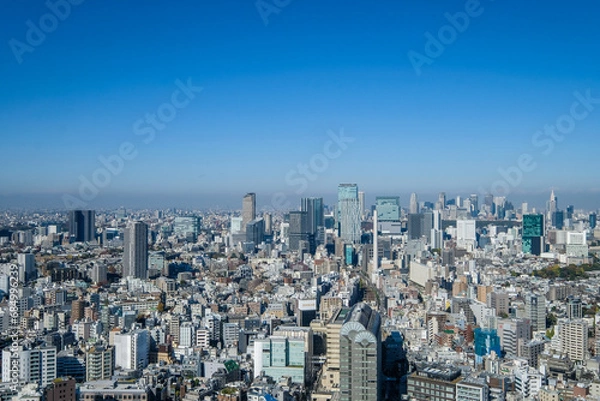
top-left (1, 2), bottom-right (600, 208)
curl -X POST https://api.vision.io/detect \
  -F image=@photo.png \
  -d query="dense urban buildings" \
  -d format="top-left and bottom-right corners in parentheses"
top-left (0, 188), bottom-right (599, 401)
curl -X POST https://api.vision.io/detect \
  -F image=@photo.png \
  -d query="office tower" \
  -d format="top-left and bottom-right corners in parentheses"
top-left (547, 189), bottom-right (558, 214)
top-left (263, 212), bottom-right (272, 234)
top-left (2, 345), bottom-right (57, 388)
top-left (337, 184), bottom-right (361, 243)
top-left (551, 210), bottom-right (564, 229)
top-left (522, 202), bottom-right (529, 214)
top-left (566, 231), bottom-right (588, 258)
top-left (457, 220), bottom-right (477, 250)
top-left (296, 299), bottom-right (317, 327)
top-left (114, 329), bottom-right (150, 371)
top-left (372, 210), bottom-right (378, 272)
top-left (437, 192), bottom-right (446, 209)
top-left (358, 191), bottom-right (365, 218)
top-left (566, 204), bottom-right (574, 219)
top-left (498, 319), bottom-right (531, 356)
top-left (590, 213), bottom-right (597, 229)
top-left (375, 197), bottom-right (400, 221)
top-left (69, 209), bottom-right (95, 242)
top-left (469, 194), bottom-right (479, 216)
top-left (289, 211), bottom-right (310, 253)
top-left (86, 345), bottom-right (115, 381)
top-left (242, 193), bottom-right (256, 232)
top-left (525, 294), bottom-right (546, 332)
top-left (409, 192), bottom-right (419, 214)
top-left (339, 302), bottom-right (381, 401)
top-left (173, 216), bottom-right (201, 240)
top-left (253, 327), bottom-right (312, 385)
top-left (474, 328), bottom-right (501, 364)
top-left (246, 218), bottom-right (265, 245)
top-left (302, 197), bottom-right (324, 245)
top-left (17, 253), bottom-right (36, 283)
top-left (522, 214), bottom-right (544, 255)
top-left (123, 221), bottom-right (148, 279)
top-left (567, 297), bottom-right (582, 319)
top-left (230, 216), bottom-right (243, 234)
top-left (408, 212), bottom-right (434, 243)
top-left (559, 319), bottom-right (588, 361)
top-left (487, 292), bottom-right (509, 316)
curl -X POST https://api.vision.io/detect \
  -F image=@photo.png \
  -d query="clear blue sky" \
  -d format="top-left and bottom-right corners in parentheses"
top-left (1, 1), bottom-right (599, 209)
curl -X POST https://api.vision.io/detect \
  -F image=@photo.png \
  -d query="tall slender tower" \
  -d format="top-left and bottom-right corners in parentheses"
top-left (409, 193), bottom-right (419, 214)
top-left (372, 210), bottom-right (378, 272)
top-left (123, 221), bottom-right (148, 279)
top-left (337, 184), bottom-right (361, 243)
top-left (242, 193), bottom-right (256, 232)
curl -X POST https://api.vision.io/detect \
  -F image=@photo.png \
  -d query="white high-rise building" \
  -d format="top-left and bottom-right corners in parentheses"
top-left (123, 222), bottom-right (148, 279)
top-left (113, 329), bottom-right (150, 371)
top-left (196, 329), bottom-right (210, 348)
top-left (2, 346), bottom-right (57, 388)
top-left (558, 319), bottom-right (588, 361)
top-left (525, 294), bottom-right (546, 332)
top-left (179, 322), bottom-right (195, 348)
top-left (456, 220), bottom-right (477, 251)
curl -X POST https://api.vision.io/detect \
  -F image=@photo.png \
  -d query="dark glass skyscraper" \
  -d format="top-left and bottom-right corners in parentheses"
top-left (522, 214), bottom-right (544, 255)
top-left (301, 197), bottom-right (324, 246)
top-left (69, 209), bottom-right (96, 242)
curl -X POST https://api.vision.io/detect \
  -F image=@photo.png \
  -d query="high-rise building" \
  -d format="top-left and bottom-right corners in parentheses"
top-left (246, 218), bottom-right (265, 246)
top-left (337, 184), bottom-right (361, 243)
top-left (551, 210), bottom-right (564, 229)
top-left (123, 221), bottom-right (148, 279)
top-left (70, 298), bottom-right (85, 324)
top-left (547, 189), bottom-right (558, 215)
top-left (469, 194), bottom-right (479, 217)
top-left (253, 328), bottom-right (312, 385)
top-left (114, 329), bottom-right (150, 371)
top-left (85, 345), bottom-right (115, 381)
top-left (173, 216), bottom-right (201, 240)
top-left (525, 294), bottom-right (546, 332)
top-left (17, 253), bottom-right (36, 283)
top-left (457, 220), bottom-right (477, 250)
top-left (242, 193), bottom-right (256, 232)
top-left (567, 297), bottom-right (582, 319)
top-left (375, 197), bottom-right (400, 222)
top-left (301, 197), bottom-right (324, 246)
top-left (498, 319), bottom-right (531, 357)
top-left (409, 192), bottom-right (419, 214)
top-left (558, 319), bottom-right (588, 361)
top-left (289, 211), bottom-right (310, 253)
top-left (69, 209), bottom-right (95, 242)
top-left (437, 192), bottom-right (446, 209)
top-left (590, 213), bottom-right (597, 229)
top-left (339, 302), bottom-right (381, 401)
top-left (2, 345), bottom-right (57, 388)
top-left (358, 191), bottom-right (365, 219)
top-left (522, 214), bottom-right (544, 255)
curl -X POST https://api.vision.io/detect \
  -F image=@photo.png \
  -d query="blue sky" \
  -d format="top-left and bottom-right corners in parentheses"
top-left (1, 1), bottom-right (599, 209)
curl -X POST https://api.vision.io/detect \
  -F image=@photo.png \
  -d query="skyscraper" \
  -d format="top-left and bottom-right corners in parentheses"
top-left (123, 221), bottom-right (148, 279)
top-left (339, 302), bottom-right (381, 401)
top-left (338, 184), bottom-right (361, 243)
top-left (113, 329), bottom-right (150, 371)
top-left (242, 193), bottom-right (256, 232)
top-left (375, 197), bottom-right (400, 221)
top-left (525, 294), bottom-right (546, 332)
top-left (437, 192), bottom-right (446, 209)
top-left (409, 192), bottom-right (419, 214)
top-left (69, 209), bottom-right (95, 242)
top-left (289, 211), bottom-right (310, 253)
top-left (301, 197), bottom-right (324, 245)
top-left (522, 214), bottom-right (544, 255)
top-left (358, 191), bottom-right (365, 218)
